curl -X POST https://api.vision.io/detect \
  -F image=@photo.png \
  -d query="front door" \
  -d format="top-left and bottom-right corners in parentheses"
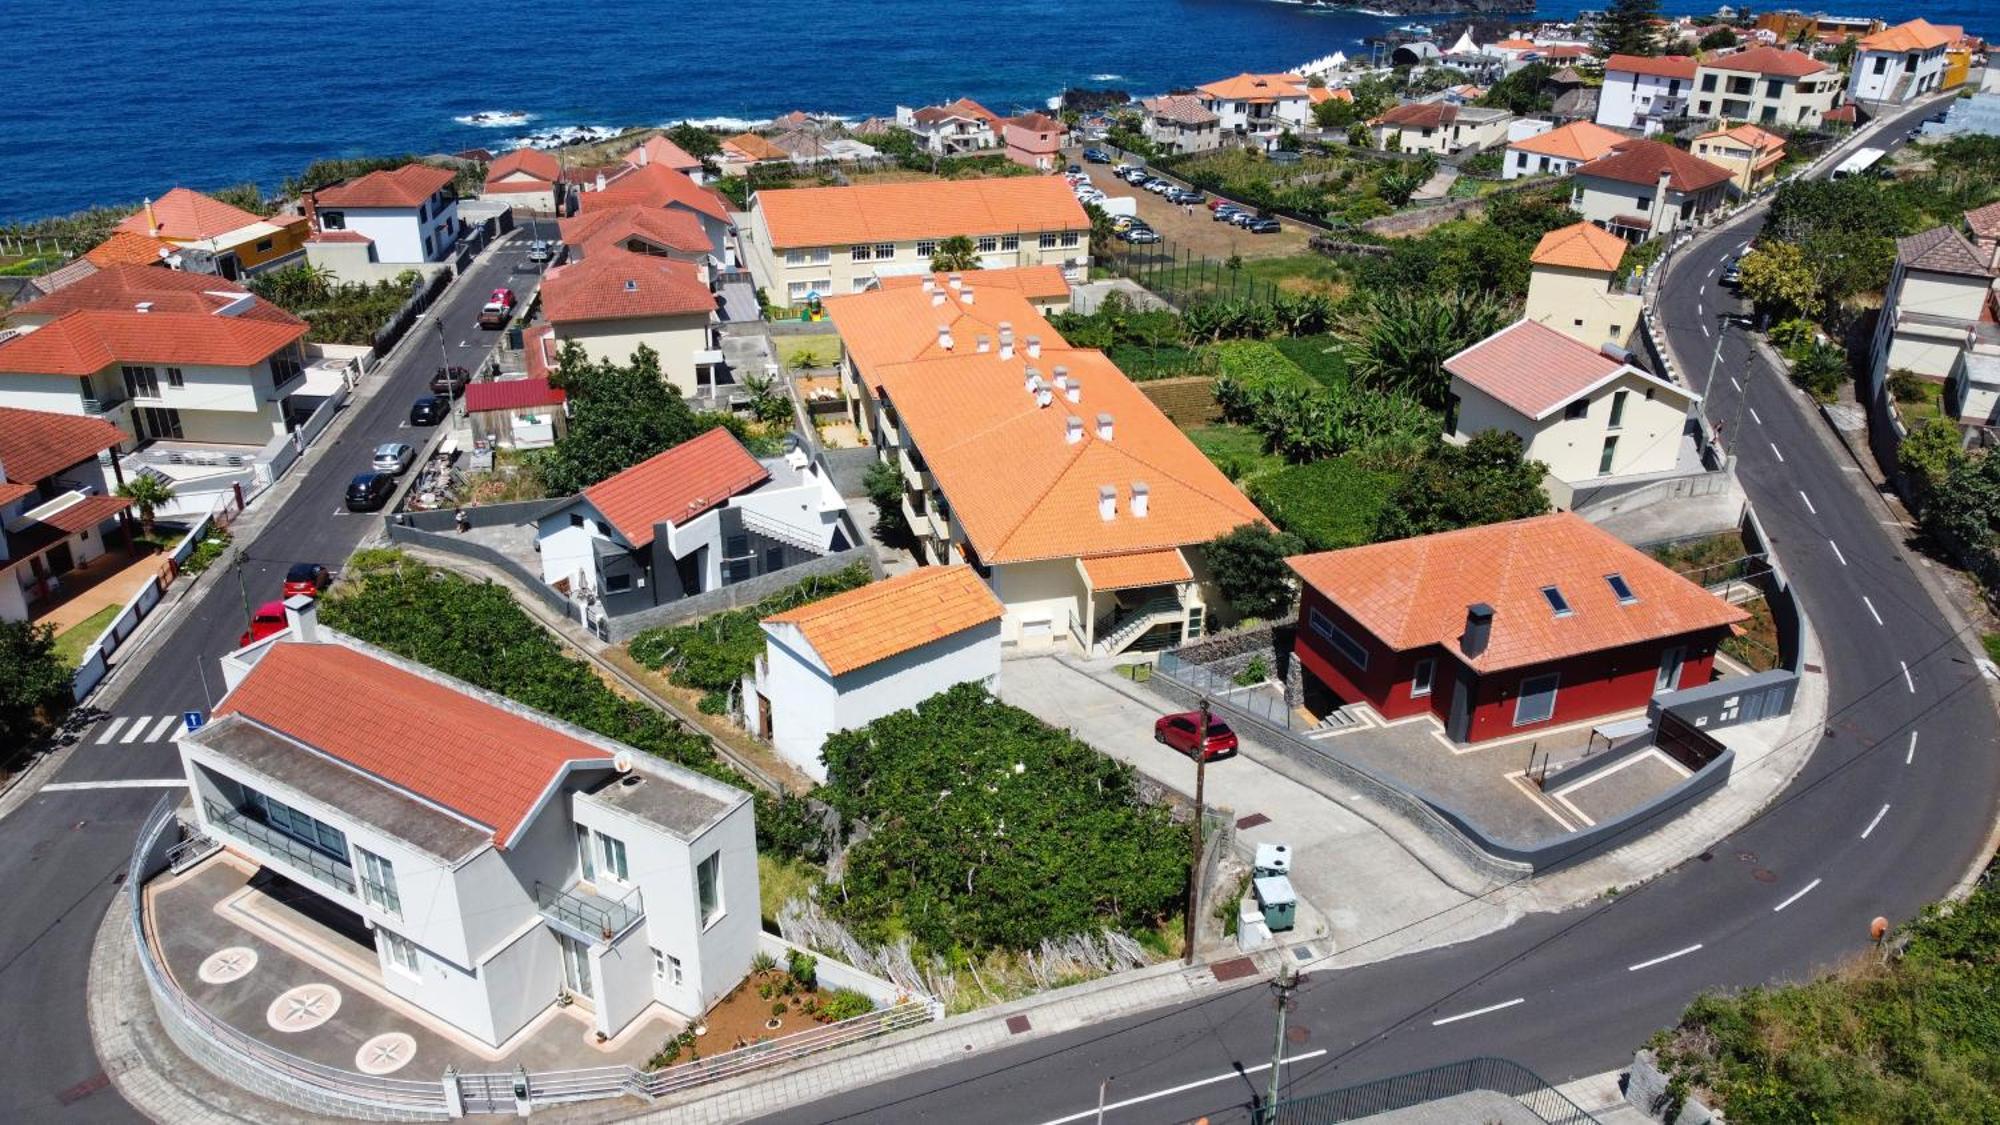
top-left (1446, 668), bottom-right (1477, 742)
top-left (757, 693), bottom-right (773, 740)
top-left (1656, 646), bottom-right (1685, 693)
top-left (556, 932), bottom-right (594, 1000)
top-left (46, 543), bottom-right (76, 576)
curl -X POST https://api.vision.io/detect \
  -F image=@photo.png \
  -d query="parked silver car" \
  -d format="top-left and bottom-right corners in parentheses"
top-left (371, 442), bottom-right (416, 475)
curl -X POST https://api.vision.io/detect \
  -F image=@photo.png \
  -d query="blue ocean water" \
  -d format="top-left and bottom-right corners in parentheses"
top-left (1, 0), bottom-right (1989, 222)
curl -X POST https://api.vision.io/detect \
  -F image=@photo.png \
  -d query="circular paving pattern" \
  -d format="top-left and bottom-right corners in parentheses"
top-left (266, 983), bottom-right (342, 1033)
top-left (355, 1032), bottom-right (417, 1075)
top-left (198, 946), bottom-right (258, 984)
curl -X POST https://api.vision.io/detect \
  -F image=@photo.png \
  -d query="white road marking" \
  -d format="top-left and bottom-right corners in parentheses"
top-left (1769, 443), bottom-right (1785, 462)
top-left (145, 715), bottom-right (179, 741)
top-left (41, 779), bottom-right (188, 791)
top-left (1901, 661), bottom-right (1915, 693)
top-left (1862, 596), bottom-right (1883, 625)
top-left (1431, 998), bottom-right (1525, 1026)
top-left (1697, 301), bottom-right (1705, 317)
top-left (1035, 1049), bottom-right (1329, 1125)
top-left (1798, 490), bottom-right (1816, 514)
top-left (95, 717), bottom-right (129, 744)
top-left (1628, 943), bottom-right (1703, 972)
top-left (1773, 878), bottom-right (1822, 912)
top-left (1907, 731), bottom-right (1918, 765)
top-left (118, 719), bottom-right (151, 744)
top-left (1750, 407), bottom-right (1763, 424)
top-left (1861, 804), bottom-right (1890, 839)
top-left (1829, 540), bottom-right (1847, 566)
top-left (1702, 322), bottom-right (1711, 338)
top-left (1730, 376), bottom-right (1743, 392)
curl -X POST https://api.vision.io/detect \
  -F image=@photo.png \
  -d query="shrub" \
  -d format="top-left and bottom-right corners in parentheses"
top-left (1788, 341), bottom-right (1848, 402)
top-left (1768, 317), bottom-right (1818, 358)
top-left (1234, 655), bottom-right (1271, 687)
top-left (1205, 523), bottom-right (1307, 620)
top-left (180, 526), bottom-right (232, 575)
top-left (1247, 456), bottom-right (1402, 551)
top-left (1886, 369), bottom-right (1927, 403)
top-left (627, 563), bottom-right (873, 693)
top-left (787, 949), bottom-right (818, 991)
top-left (818, 988), bottom-right (876, 1022)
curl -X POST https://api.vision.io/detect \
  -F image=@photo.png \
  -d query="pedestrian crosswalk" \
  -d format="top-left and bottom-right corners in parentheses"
top-left (93, 714), bottom-right (188, 746)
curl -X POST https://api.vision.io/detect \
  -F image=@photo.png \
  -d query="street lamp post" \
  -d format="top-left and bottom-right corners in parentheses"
top-left (435, 318), bottom-right (450, 375)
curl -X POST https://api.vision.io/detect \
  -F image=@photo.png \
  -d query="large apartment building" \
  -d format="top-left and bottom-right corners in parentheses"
top-left (1692, 47), bottom-right (1843, 128)
top-left (742, 179), bottom-right (1090, 305)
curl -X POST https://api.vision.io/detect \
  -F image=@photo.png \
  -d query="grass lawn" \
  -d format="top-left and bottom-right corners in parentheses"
top-left (1229, 253), bottom-right (1346, 294)
top-left (1721, 596), bottom-right (1782, 672)
top-left (1892, 379), bottom-right (1944, 429)
top-left (53, 603), bottom-right (122, 667)
top-left (1271, 334), bottom-right (1349, 389)
top-left (759, 853), bottom-right (822, 926)
top-left (1984, 633), bottom-right (2000, 664)
top-left (780, 336), bottom-right (843, 370)
top-left (1187, 424), bottom-right (1285, 486)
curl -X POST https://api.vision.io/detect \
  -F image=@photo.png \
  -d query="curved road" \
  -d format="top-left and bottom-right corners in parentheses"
top-left (780, 98), bottom-right (2000, 1124)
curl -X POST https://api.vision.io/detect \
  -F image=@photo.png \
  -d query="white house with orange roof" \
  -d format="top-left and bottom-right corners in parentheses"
top-left (1504, 121), bottom-right (1629, 180)
top-left (538, 248), bottom-right (721, 395)
top-left (308, 163), bottom-right (460, 262)
top-left (0, 407), bottom-right (132, 622)
top-left (1524, 222), bottom-right (1641, 350)
top-left (625, 135), bottom-right (706, 182)
top-left (745, 566), bottom-right (1003, 780)
top-left (482, 148), bottom-right (570, 214)
top-left (1689, 124), bottom-right (1787, 192)
top-left (1849, 19), bottom-right (1954, 104)
top-left (1195, 73), bottom-right (1315, 147)
top-left (112, 188), bottom-right (310, 280)
top-left (178, 596), bottom-right (761, 1046)
top-left (898, 97), bottom-right (1003, 155)
top-left (742, 179), bottom-right (1090, 304)
top-left (1692, 47), bottom-right (1842, 127)
top-left (1443, 319), bottom-right (1698, 489)
top-left (824, 277), bottom-right (1268, 655)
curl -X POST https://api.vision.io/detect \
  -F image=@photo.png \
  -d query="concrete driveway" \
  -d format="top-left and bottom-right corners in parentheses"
top-left (997, 657), bottom-right (1504, 961)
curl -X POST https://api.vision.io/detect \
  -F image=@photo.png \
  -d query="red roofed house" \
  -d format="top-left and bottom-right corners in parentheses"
top-left (538, 248), bottom-right (722, 396)
top-left (1596, 54), bottom-right (1699, 133)
top-left (0, 265), bottom-right (310, 449)
top-left (577, 162), bottom-right (735, 269)
top-left (1692, 47), bottom-right (1843, 127)
top-left (1503, 120), bottom-right (1629, 179)
top-left (482, 148), bottom-right (571, 214)
top-left (108, 188), bottom-right (312, 280)
top-left (1569, 139), bottom-right (1732, 240)
top-left (1443, 318), bottom-right (1700, 491)
top-left (463, 377), bottom-right (568, 450)
top-left (534, 428), bottom-right (850, 616)
top-left (0, 406), bottom-right (132, 622)
top-left (1287, 512), bottom-right (1747, 743)
top-left (308, 163), bottom-right (460, 262)
top-left (182, 597), bottom-right (761, 1044)
top-left (1369, 101), bottom-right (1514, 155)
top-left (1690, 123), bottom-right (1787, 192)
top-left (625, 135), bottom-right (706, 182)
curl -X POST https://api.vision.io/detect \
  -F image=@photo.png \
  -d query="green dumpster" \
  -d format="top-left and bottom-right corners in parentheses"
top-left (1254, 875), bottom-right (1297, 933)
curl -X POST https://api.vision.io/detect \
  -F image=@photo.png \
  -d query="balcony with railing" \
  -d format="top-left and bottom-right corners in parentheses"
top-left (203, 799), bottom-right (356, 895)
top-left (537, 880), bottom-right (644, 945)
top-left (898, 447), bottom-right (933, 491)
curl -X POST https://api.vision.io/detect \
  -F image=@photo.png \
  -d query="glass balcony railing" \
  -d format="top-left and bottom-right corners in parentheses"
top-left (204, 799), bottom-right (356, 895)
top-left (537, 880), bottom-right (644, 945)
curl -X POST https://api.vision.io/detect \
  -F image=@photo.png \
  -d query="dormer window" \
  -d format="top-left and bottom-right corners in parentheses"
top-left (1606, 573), bottom-right (1637, 604)
top-left (1540, 586), bottom-right (1572, 617)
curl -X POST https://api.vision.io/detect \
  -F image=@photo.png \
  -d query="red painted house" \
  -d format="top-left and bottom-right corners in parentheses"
top-left (1286, 513), bottom-right (1748, 743)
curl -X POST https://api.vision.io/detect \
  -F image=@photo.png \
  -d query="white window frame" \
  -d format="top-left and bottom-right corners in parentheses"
top-left (850, 245), bottom-right (872, 262)
top-left (1000, 235), bottom-right (1019, 251)
top-left (696, 851), bottom-right (723, 928)
top-left (873, 242), bottom-right (894, 259)
top-left (1514, 673), bottom-right (1560, 727)
top-left (785, 249), bottom-right (808, 266)
top-left (668, 954), bottom-right (684, 986)
top-left (1411, 657), bottom-right (1436, 698)
top-left (599, 833), bottom-right (629, 882)
top-left (916, 240), bottom-right (938, 257)
top-left (380, 929), bottom-right (421, 978)
top-left (976, 236), bottom-right (998, 253)
top-left (1038, 232), bottom-right (1058, 249)
top-left (652, 947), bottom-right (666, 980)
top-left (356, 847), bottom-right (401, 916)
top-left (1308, 606), bottom-right (1369, 670)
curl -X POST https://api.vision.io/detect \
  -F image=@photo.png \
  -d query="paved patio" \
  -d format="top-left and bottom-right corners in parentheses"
top-left (33, 541), bottom-right (166, 635)
top-left (150, 855), bottom-right (684, 1077)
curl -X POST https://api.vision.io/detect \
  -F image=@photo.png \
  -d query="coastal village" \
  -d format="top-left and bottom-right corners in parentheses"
top-left (1, 2), bottom-right (1999, 1122)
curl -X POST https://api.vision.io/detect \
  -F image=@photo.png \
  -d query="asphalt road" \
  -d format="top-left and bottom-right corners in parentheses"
top-left (775, 98), bottom-right (2000, 1125)
top-left (0, 220), bottom-right (546, 1122)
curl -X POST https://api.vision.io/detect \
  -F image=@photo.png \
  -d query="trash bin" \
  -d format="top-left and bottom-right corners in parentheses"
top-left (1253, 843), bottom-right (1292, 879)
top-left (1254, 875), bottom-right (1297, 933)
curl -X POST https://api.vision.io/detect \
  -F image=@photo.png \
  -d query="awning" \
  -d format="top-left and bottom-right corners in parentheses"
top-left (1079, 549), bottom-right (1191, 592)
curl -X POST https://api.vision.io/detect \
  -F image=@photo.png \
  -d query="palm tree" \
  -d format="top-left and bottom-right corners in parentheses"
top-left (929, 235), bottom-right (981, 273)
top-left (116, 474), bottom-right (176, 536)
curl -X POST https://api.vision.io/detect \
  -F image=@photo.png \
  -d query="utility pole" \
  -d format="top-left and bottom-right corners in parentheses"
top-left (1094, 1075), bottom-right (1112, 1124)
top-left (435, 318), bottom-right (451, 375)
top-left (1263, 957), bottom-right (1301, 1123)
top-left (232, 551), bottom-right (251, 627)
top-left (1183, 695), bottom-right (1211, 965)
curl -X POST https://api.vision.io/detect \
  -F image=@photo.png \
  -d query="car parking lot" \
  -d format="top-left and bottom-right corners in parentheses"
top-left (1068, 148), bottom-right (1314, 260)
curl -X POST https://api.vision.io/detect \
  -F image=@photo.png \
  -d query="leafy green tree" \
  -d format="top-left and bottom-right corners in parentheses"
top-left (929, 234), bottom-right (981, 273)
top-left (1478, 63), bottom-right (1556, 115)
top-left (116, 474), bottom-right (176, 535)
top-left (1204, 523), bottom-right (1306, 620)
top-left (1600, 0), bottom-right (1663, 55)
top-left (1900, 417), bottom-right (1967, 509)
top-left (666, 123), bottom-right (721, 160)
top-left (1736, 241), bottom-right (1823, 319)
top-left (1336, 288), bottom-right (1513, 408)
top-left (0, 620), bottom-right (71, 751)
top-left (861, 458), bottom-right (911, 543)
top-left (1378, 430), bottom-right (1550, 539)
top-left (1787, 341), bottom-right (1848, 401)
top-left (541, 342), bottom-right (700, 495)
top-left (1698, 27), bottom-right (1739, 50)
top-left (1921, 450), bottom-right (2000, 559)
top-left (1830, 34), bottom-right (1859, 69)
top-left (1313, 96), bottom-right (1360, 130)
top-left (1346, 122), bottom-right (1370, 148)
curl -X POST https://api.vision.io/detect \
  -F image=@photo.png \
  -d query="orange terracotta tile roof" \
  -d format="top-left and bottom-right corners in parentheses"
top-left (754, 177), bottom-right (1088, 249)
top-left (37, 493), bottom-right (131, 534)
top-left (558, 205), bottom-right (710, 256)
top-left (626, 135), bottom-right (703, 171)
top-left (580, 428), bottom-right (769, 547)
top-left (823, 283), bottom-right (1058, 392)
top-left (85, 230), bottom-right (177, 268)
top-left (524, 324), bottom-right (557, 380)
top-left (1700, 46), bottom-right (1827, 77)
top-left (1576, 139), bottom-right (1732, 194)
top-left (1699, 123), bottom-right (1786, 149)
top-left (0, 309), bottom-right (307, 376)
top-left (1494, 37), bottom-right (1536, 49)
top-left (0, 406), bottom-right (127, 483)
top-left (763, 565), bottom-right (1003, 675)
top-left (217, 641), bottom-right (613, 848)
top-left (1287, 512), bottom-right (1748, 673)
top-left (113, 188), bottom-right (266, 241)
top-left (1198, 72), bottom-right (1311, 102)
top-left (723, 132), bottom-right (790, 162)
top-left (541, 248), bottom-right (715, 325)
top-left (1445, 318), bottom-right (1690, 419)
top-left (486, 147), bottom-right (562, 185)
top-left (1859, 18), bottom-right (1954, 51)
top-left (1510, 121), bottom-right (1629, 162)
top-left (1080, 548), bottom-right (1192, 591)
top-left (13, 264), bottom-right (300, 325)
top-left (1315, 87), bottom-right (1356, 104)
top-left (583, 162), bottom-right (730, 223)
top-left (875, 265), bottom-right (1070, 302)
top-left (1604, 53), bottom-right (1698, 79)
top-left (1373, 102), bottom-right (1455, 129)
top-left (1965, 201), bottom-right (2000, 241)
top-left (1530, 222), bottom-right (1628, 273)
top-left (315, 164), bottom-right (456, 209)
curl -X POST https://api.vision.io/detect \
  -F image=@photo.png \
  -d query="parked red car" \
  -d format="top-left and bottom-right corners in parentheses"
top-left (283, 563), bottom-right (332, 600)
top-left (489, 287), bottom-right (517, 310)
top-left (1154, 712), bottom-right (1239, 760)
top-left (237, 600), bottom-right (287, 648)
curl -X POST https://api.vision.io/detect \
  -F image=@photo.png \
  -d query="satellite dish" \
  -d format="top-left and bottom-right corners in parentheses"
top-left (613, 750), bottom-right (634, 773)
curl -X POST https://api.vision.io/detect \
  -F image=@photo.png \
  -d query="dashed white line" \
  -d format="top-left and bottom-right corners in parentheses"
top-left (1432, 998), bottom-right (1525, 1026)
top-left (1773, 878), bottom-right (1822, 912)
top-left (1035, 1050), bottom-right (1329, 1125)
top-left (1702, 322), bottom-right (1712, 338)
top-left (1730, 376), bottom-right (1743, 392)
top-left (1862, 596), bottom-right (1883, 625)
top-left (1769, 443), bottom-right (1785, 462)
top-left (1697, 302), bottom-right (1705, 318)
top-left (1829, 540), bottom-right (1847, 566)
top-left (1749, 407), bottom-right (1763, 425)
top-left (95, 717), bottom-right (129, 745)
top-left (1907, 731), bottom-right (1918, 765)
top-left (1901, 661), bottom-right (1916, 693)
top-left (1628, 944), bottom-right (1703, 972)
top-left (1861, 804), bottom-right (1890, 839)
top-left (1798, 490), bottom-right (1816, 514)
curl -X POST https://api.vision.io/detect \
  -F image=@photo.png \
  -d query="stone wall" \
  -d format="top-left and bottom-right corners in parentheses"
top-left (1137, 376), bottom-right (1221, 425)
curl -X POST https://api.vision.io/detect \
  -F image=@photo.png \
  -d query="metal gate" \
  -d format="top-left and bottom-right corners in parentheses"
top-left (456, 1070), bottom-right (515, 1115)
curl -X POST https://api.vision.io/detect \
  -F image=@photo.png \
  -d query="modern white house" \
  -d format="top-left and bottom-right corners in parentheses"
top-left (1596, 54), bottom-right (1698, 133)
top-left (1848, 19), bottom-right (1954, 105)
top-left (0, 407), bottom-right (131, 622)
top-left (178, 596), bottom-right (761, 1047)
top-left (1369, 102), bottom-right (1514, 155)
top-left (1194, 73), bottom-right (1318, 147)
top-left (309, 164), bottom-right (461, 263)
top-left (744, 566), bottom-right (1003, 782)
top-left (1444, 318), bottom-right (1700, 490)
top-left (535, 429), bottom-right (851, 621)
top-left (898, 98), bottom-right (1001, 155)
top-left (1524, 222), bottom-right (1641, 350)
top-left (1503, 121), bottom-right (1629, 180)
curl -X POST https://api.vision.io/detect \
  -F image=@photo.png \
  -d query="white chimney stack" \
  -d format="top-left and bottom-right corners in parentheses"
top-left (1066, 416), bottom-right (1084, 444)
top-left (1098, 484), bottom-right (1117, 521)
top-left (937, 325), bottom-right (954, 350)
top-left (976, 335), bottom-right (991, 353)
top-left (1066, 378), bottom-right (1082, 404)
top-left (947, 273), bottom-right (963, 290)
top-left (1035, 388), bottom-right (1053, 408)
top-left (283, 593), bottom-right (319, 643)
top-left (1025, 367), bottom-right (1043, 392)
top-left (931, 291), bottom-right (946, 307)
top-left (921, 278), bottom-right (935, 293)
top-left (1131, 481), bottom-right (1150, 518)
top-left (959, 286), bottom-right (974, 305)
top-left (1026, 335), bottom-right (1042, 359)
top-left (1096, 412), bottom-right (1114, 442)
